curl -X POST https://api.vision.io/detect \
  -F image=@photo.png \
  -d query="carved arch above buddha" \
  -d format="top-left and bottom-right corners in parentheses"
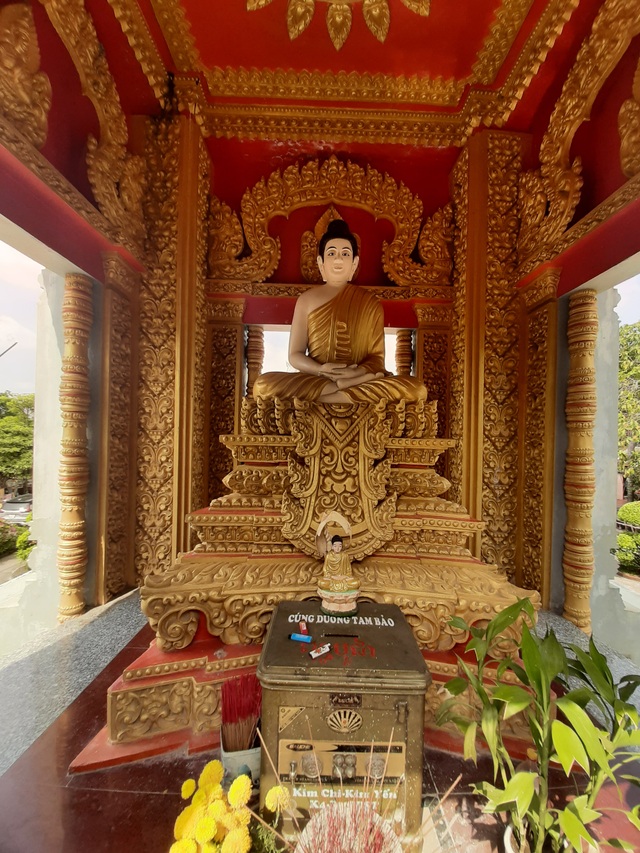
top-left (208, 155), bottom-right (453, 288)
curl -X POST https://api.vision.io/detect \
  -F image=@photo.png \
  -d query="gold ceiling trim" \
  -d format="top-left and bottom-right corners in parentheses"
top-left (619, 55), bottom-right (640, 178)
top-left (472, 0), bottom-right (533, 85)
top-left (149, 0), bottom-right (200, 71)
top-left (107, 0), bottom-right (167, 98)
top-left (204, 66), bottom-right (465, 107)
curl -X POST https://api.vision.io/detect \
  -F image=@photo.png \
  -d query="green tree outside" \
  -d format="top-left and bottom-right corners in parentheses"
top-left (0, 392), bottom-right (34, 494)
top-left (618, 321), bottom-right (640, 499)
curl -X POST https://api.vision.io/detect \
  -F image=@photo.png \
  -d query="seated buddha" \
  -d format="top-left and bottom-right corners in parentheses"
top-left (253, 219), bottom-right (427, 404)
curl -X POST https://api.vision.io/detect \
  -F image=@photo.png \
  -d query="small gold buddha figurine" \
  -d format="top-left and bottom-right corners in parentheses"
top-left (253, 219), bottom-right (427, 404)
top-left (318, 535), bottom-right (360, 616)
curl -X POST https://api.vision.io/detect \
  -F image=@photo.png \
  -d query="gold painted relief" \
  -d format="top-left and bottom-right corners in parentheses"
top-left (619, 56), bottom-right (640, 178)
top-left (517, 0), bottom-right (640, 276)
top-left (417, 204), bottom-right (454, 285)
top-left (0, 4), bottom-right (51, 148)
top-left (562, 289), bottom-right (598, 633)
top-left (447, 148), bottom-right (469, 507)
top-left (414, 311), bottom-right (451, 443)
top-left (204, 66), bottom-right (465, 107)
top-left (58, 274), bottom-right (93, 620)
top-left (208, 156), bottom-right (438, 288)
top-left (98, 255), bottom-right (140, 601)
top-left (39, 0), bottom-right (147, 255)
top-left (134, 115), bottom-right (180, 579)
top-left (107, 0), bottom-right (167, 98)
top-left (481, 134), bottom-right (523, 578)
top-left (246, 326), bottom-right (265, 397)
top-left (517, 271), bottom-right (559, 602)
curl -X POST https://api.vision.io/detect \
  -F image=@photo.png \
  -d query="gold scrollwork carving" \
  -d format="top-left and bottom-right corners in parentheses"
top-left (417, 203), bottom-right (454, 285)
top-left (518, 0), bottom-right (640, 274)
top-left (0, 4), bottom-right (51, 148)
top-left (208, 156), bottom-right (437, 287)
top-left (58, 274), bottom-right (93, 620)
top-left (107, 0), bottom-right (167, 98)
top-left (39, 0), bottom-right (147, 253)
top-left (209, 324), bottom-right (243, 501)
top-left (619, 56), bottom-right (640, 178)
top-left (562, 290), bottom-right (598, 633)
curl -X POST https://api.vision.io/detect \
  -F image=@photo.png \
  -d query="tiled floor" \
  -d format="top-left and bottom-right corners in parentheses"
top-left (0, 599), bottom-right (639, 852)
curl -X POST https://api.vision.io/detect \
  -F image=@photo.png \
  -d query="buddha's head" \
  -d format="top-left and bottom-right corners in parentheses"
top-left (317, 220), bottom-right (359, 286)
top-left (330, 534), bottom-right (343, 553)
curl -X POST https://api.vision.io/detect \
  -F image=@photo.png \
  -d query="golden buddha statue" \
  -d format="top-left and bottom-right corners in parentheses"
top-left (318, 535), bottom-right (359, 593)
top-left (253, 219), bottom-right (427, 404)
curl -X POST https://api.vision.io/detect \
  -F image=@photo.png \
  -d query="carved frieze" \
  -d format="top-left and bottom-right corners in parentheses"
top-left (517, 0), bottom-right (640, 275)
top-left (208, 156), bottom-right (441, 288)
top-left (0, 4), bottom-right (51, 148)
top-left (208, 324), bottom-right (243, 501)
top-left (39, 0), bottom-right (147, 255)
top-left (619, 56), bottom-right (640, 178)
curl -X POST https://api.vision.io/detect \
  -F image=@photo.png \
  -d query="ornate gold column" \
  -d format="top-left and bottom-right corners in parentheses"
top-left (562, 289), bottom-right (598, 632)
top-left (516, 271), bottom-right (559, 603)
top-left (415, 304), bottom-right (452, 442)
top-left (246, 325), bottom-right (265, 396)
top-left (394, 328), bottom-right (413, 376)
top-left (207, 298), bottom-right (246, 502)
top-left (57, 273), bottom-right (92, 620)
top-left (96, 253), bottom-right (140, 602)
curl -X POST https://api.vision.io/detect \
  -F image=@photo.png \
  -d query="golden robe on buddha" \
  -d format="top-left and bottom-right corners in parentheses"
top-left (253, 284), bottom-right (427, 403)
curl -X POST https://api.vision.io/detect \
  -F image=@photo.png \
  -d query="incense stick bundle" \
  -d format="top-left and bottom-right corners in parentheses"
top-left (221, 674), bottom-right (262, 752)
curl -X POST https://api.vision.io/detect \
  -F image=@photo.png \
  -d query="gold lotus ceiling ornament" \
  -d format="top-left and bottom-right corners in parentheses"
top-left (247, 0), bottom-right (430, 50)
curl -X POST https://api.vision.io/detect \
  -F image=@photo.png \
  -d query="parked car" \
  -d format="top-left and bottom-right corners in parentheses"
top-left (1, 494), bottom-right (33, 525)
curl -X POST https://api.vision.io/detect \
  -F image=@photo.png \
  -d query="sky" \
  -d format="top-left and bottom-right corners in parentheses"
top-left (1, 241), bottom-right (639, 393)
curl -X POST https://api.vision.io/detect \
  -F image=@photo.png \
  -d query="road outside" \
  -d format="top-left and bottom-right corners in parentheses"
top-left (0, 552), bottom-right (28, 584)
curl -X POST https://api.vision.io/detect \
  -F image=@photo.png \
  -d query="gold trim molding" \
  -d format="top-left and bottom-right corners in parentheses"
top-left (58, 273), bottom-right (93, 620)
top-left (208, 156), bottom-right (449, 287)
top-left (39, 0), bottom-right (147, 255)
top-left (0, 4), bottom-right (51, 148)
top-left (562, 289), bottom-right (597, 633)
top-left (619, 56), bottom-right (640, 178)
top-left (107, 0), bottom-right (167, 99)
top-left (517, 0), bottom-right (640, 275)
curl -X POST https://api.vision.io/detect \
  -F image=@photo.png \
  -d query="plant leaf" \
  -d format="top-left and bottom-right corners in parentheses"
top-left (491, 684), bottom-right (533, 720)
top-left (463, 720), bottom-right (478, 762)
top-left (551, 719), bottom-right (590, 775)
top-left (481, 703), bottom-right (500, 779)
top-left (558, 803), bottom-right (598, 852)
top-left (556, 697), bottom-right (614, 779)
top-left (539, 629), bottom-right (568, 685)
top-left (443, 677), bottom-right (469, 697)
top-left (519, 625), bottom-right (544, 704)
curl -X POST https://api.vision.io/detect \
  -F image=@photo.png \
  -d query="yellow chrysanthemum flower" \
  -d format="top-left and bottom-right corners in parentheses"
top-left (232, 806), bottom-right (252, 828)
top-left (265, 784), bottom-right (291, 814)
top-left (192, 788), bottom-right (207, 808)
top-left (174, 802), bottom-right (207, 840)
top-left (200, 844), bottom-right (221, 853)
top-left (181, 778), bottom-right (197, 800)
top-left (221, 811), bottom-right (238, 832)
top-left (227, 774), bottom-right (252, 809)
top-left (199, 759), bottom-right (224, 789)
top-left (207, 799), bottom-right (228, 821)
top-left (195, 815), bottom-right (218, 844)
top-left (202, 783), bottom-right (224, 804)
top-left (220, 826), bottom-right (251, 853)
top-left (169, 838), bottom-right (198, 853)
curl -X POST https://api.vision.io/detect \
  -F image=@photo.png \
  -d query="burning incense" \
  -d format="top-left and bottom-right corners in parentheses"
top-left (220, 674), bottom-right (261, 752)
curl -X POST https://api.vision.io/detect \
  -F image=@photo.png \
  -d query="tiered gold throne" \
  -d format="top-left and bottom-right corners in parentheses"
top-left (141, 392), bottom-right (536, 653)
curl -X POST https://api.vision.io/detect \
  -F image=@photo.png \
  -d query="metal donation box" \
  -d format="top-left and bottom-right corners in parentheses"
top-left (257, 600), bottom-right (431, 833)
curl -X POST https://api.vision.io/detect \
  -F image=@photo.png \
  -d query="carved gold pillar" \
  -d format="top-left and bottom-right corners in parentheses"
top-left (415, 304), bottom-right (452, 442)
top-left (450, 132), bottom-right (524, 565)
top-left (57, 273), bottom-right (92, 620)
top-left (207, 298), bottom-right (246, 502)
top-left (562, 289), bottom-right (598, 632)
top-left (394, 328), bottom-right (413, 376)
top-left (173, 115), bottom-right (210, 556)
top-left (246, 325), bottom-right (265, 396)
top-left (516, 270), bottom-right (559, 603)
top-left (96, 253), bottom-right (139, 602)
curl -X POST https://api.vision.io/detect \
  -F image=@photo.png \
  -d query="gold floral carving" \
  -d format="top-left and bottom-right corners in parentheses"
top-left (108, 679), bottom-right (221, 743)
top-left (39, 0), bottom-right (147, 254)
top-left (204, 66), bottom-right (464, 107)
top-left (518, 270), bottom-right (559, 601)
top-left (417, 203), bottom-right (454, 285)
top-left (208, 324), bottom-right (244, 502)
top-left (447, 149), bottom-right (469, 507)
top-left (134, 116), bottom-right (180, 579)
top-left (0, 4), bottom-right (51, 148)
top-left (471, 0), bottom-right (533, 84)
top-left (58, 274), bottom-right (93, 620)
top-left (562, 289), bottom-right (597, 633)
top-left (619, 56), bottom-right (640, 178)
top-left (98, 254), bottom-right (140, 600)
top-left (107, 0), bottom-right (167, 98)
top-left (208, 156), bottom-right (436, 287)
top-left (148, 0), bottom-right (200, 71)
top-left (517, 0), bottom-right (640, 274)
top-left (246, 326), bottom-right (265, 397)
top-left (481, 135), bottom-right (523, 578)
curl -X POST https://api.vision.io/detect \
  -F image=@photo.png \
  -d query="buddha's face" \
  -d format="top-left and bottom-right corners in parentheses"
top-left (317, 238), bottom-right (359, 286)
top-left (332, 540), bottom-right (343, 552)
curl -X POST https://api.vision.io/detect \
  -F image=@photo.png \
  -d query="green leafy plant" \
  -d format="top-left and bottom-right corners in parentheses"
top-left (436, 598), bottom-right (640, 853)
top-left (611, 531), bottom-right (640, 576)
top-left (0, 520), bottom-right (19, 557)
top-left (618, 502), bottom-right (640, 528)
top-left (15, 514), bottom-right (35, 564)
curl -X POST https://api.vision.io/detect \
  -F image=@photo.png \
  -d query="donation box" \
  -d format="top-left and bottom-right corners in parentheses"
top-left (257, 600), bottom-right (431, 833)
